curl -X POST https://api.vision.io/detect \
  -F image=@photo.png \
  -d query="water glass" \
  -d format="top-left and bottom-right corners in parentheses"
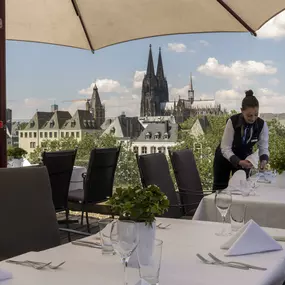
top-left (137, 239), bottom-right (163, 285)
top-left (230, 204), bottom-right (246, 233)
top-left (98, 218), bottom-right (114, 255)
top-left (215, 189), bottom-right (232, 236)
top-left (110, 220), bottom-right (139, 285)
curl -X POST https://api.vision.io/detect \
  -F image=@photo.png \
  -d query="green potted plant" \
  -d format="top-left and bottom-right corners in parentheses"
top-left (7, 147), bottom-right (27, 167)
top-left (107, 184), bottom-right (169, 266)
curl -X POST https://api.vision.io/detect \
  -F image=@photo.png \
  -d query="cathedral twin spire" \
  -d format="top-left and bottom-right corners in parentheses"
top-left (146, 45), bottom-right (165, 80)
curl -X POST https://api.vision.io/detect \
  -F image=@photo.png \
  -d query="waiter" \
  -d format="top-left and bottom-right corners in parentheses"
top-left (213, 90), bottom-right (269, 191)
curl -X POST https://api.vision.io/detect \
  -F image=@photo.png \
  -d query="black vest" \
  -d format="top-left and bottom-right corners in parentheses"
top-left (230, 113), bottom-right (264, 159)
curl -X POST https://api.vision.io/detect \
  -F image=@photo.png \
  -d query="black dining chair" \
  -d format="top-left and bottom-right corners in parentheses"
top-left (137, 153), bottom-right (199, 218)
top-left (68, 146), bottom-right (121, 232)
top-left (169, 149), bottom-right (212, 216)
top-left (0, 166), bottom-right (90, 261)
top-left (42, 149), bottom-right (77, 227)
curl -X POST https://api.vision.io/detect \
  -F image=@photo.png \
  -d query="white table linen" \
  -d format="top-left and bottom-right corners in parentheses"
top-left (1, 219), bottom-right (285, 285)
top-left (193, 182), bottom-right (285, 229)
top-left (69, 166), bottom-right (87, 192)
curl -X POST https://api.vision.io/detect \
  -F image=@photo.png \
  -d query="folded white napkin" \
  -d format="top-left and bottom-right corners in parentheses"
top-left (0, 269), bottom-right (12, 281)
top-left (228, 170), bottom-right (246, 189)
top-left (221, 220), bottom-right (282, 256)
top-left (245, 150), bottom-right (259, 169)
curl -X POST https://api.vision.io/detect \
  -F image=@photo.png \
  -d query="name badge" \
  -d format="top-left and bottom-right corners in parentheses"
top-left (251, 139), bottom-right (258, 143)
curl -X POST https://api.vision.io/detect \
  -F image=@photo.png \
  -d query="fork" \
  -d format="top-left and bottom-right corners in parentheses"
top-left (196, 254), bottom-right (249, 270)
top-left (6, 260), bottom-right (52, 270)
top-left (157, 223), bottom-right (171, 229)
top-left (208, 253), bottom-right (267, 271)
top-left (21, 260), bottom-right (66, 269)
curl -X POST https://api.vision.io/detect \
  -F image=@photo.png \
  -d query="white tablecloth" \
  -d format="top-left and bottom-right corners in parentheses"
top-left (193, 182), bottom-right (285, 229)
top-left (1, 219), bottom-right (285, 285)
top-left (69, 166), bottom-right (87, 192)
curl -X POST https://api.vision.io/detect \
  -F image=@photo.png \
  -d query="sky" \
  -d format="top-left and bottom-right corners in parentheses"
top-left (6, 11), bottom-right (285, 120)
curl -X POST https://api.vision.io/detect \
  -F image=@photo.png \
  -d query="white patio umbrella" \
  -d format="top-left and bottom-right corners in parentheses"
top-left (1, 0), bottom-right (285, 167)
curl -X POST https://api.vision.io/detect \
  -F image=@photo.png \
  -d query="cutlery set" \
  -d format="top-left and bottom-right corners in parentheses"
top-left (196, 253), bottom-right (267, 271)
top-left (6, 260), bottom-right (65, 270)
top-left (72, 240), bottom-right (102, 249)
top-left (156, 223), bottom-right (171, 229)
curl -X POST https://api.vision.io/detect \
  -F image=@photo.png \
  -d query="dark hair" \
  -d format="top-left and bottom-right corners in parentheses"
top-left (242, 90), bottom-right (259, 110)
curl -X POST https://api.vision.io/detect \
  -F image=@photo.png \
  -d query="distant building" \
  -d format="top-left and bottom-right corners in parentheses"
top-left (140, 45), bottom-right (223, 123)
top-left (102, 113), bottom-right (143, 142)
top-left (189, 116), bottom-right (211, 138)
top-left (19, 85), bottom-right (105, 153)
top-left (132, 118), bottom-right (179, 155)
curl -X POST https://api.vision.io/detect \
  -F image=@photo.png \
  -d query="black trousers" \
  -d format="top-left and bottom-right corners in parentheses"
top-left (213, 147), bottom-right (249, 192)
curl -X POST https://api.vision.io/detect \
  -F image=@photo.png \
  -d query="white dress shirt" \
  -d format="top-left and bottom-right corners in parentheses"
top-left (220, 118), bottom-right (269, 164)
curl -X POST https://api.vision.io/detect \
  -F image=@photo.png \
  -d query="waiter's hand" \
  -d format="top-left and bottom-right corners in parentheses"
top-left (260, 160), bottom-right (267, 171)
top-left (239, 160), bottom-right (253, 169)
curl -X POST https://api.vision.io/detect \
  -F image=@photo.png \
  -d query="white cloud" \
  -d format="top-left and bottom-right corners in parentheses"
top-left (268, 78), bottom-right (280, 86)
top-left (197, 57), bottom-right (277, 89)
top-left (170, 85), bottom-right (189, 100)
top-left (214, 88), bottom-right (285, 113)
top-left (199, 40), bottom-right (210, 47)
top-left (79, 79), bottom-right (128, 95)
top-left (133, 70), bottom-right (145, 89)
top-left (167, 43), bottom-right (187, 53)
top-left (257, 11), bottom-right (285, 39)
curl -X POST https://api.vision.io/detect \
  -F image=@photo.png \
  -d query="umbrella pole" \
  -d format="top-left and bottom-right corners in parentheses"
top-left (0, 0), bottom-right (7, 168)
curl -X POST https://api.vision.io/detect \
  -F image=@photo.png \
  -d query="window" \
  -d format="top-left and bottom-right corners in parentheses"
top-left (20, 132), bottom-right (23, 138)
top-left (141, 146), bottom-right (147, 154)
top-left (44, 132), bottom-right (48, 138)
top-left (71, 120), bottom-right (76, 128)
top-left (29, 132), bottom-right (32, 138)
top-left (71, 132), bottom-right (74, 137)
top-left (54, 132), bottom-right (57, 138)
top-left (145, 132), bottom-right (151, 140)
top-left (30, 142), bottom-right (36, 149)
top-left (16, 131), bottom-right (19, 136)
top-left (61, 132), bottom-right (64, 138)
top-left (49, 120), bottom-right (55, 128)
top-left (24, 132), bottom-right (27, 138)
top-left (34, 132), bottom-right (37, 138)
top-left (163, 132), bottom-right (169, 139)
top-left (76, 132), bottom-right (80, 138)
top-left (154, 132), bottom-right (160, 140)
top-left (158, 147), bottom-right (165, 153)
top-left (49, 132), bottom-right (52, 138)
top-left (150, 146), bottom-right (156, 154)
top-left (40, 132), bottom-right (43, 138)
top-left (66, 132), bottom-right (69, 138)
top-left (133, 146), bottom-right (138, 154)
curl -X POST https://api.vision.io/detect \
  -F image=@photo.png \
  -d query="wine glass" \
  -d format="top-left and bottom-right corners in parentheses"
top-left (215, 189), bottom-right (232, 236)
top-left (248, 168), bottom-right (259, 194)
top-left (110, 220), bottom-right (139, 285)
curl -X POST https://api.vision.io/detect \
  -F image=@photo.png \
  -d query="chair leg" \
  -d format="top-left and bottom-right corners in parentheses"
top-left (80, 204), bottom-right (84, 225)
top-left (65, 209), bottom-right (71, 242)
top-left (86, 211), bottom-right (90, 233)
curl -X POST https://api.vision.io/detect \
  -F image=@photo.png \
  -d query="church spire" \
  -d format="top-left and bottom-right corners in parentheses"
top-left (188, 73), bottom-right (194, 105)
top-left (92, 83), bottom-right (102, 106)
top-left (156, 47), bottom-right (164, 79)
top-left (146, 44), bottom-right (155, 77)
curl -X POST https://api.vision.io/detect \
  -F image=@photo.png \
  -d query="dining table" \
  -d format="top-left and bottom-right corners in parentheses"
top-left (1, 218), bottom-right (285, 285)
top-left (193, 178), bottom-right (285, 229)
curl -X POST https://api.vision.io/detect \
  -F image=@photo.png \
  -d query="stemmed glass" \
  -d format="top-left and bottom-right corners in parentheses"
top-left (110, 220), bottom-right (139, 285)
top-left (215, 189), bottom-right (232, 236)
top-left (248, 168), bottom-right (260, 194)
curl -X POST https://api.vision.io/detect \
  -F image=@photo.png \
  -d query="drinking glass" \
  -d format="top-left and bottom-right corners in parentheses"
top-left (215, 189), bottom-right (232, 236)
top-left (248, 168), bottom-right (259, 194)
top-left (230, 204), bottom-right (246, 233)
top-left (240, 180), bottom-right (250, 197)
top-left (137, 239), bottom-right (163, 285)
top-left (110, 220), bottom-right (139, 285)
top-left (98, 218), bottom-right (114, 255)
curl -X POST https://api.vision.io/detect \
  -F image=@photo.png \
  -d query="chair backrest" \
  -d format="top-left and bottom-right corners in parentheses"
top-left (42, 149), bottom-right (77, 211)
top-left (84, 147), bottom-right (120, 203)
top-left (137, 153), bottom-right (182, 218)
top-left (169, 149), bottom-right (203, 214)
top-left (0, 166), bottom-right (60, 260)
